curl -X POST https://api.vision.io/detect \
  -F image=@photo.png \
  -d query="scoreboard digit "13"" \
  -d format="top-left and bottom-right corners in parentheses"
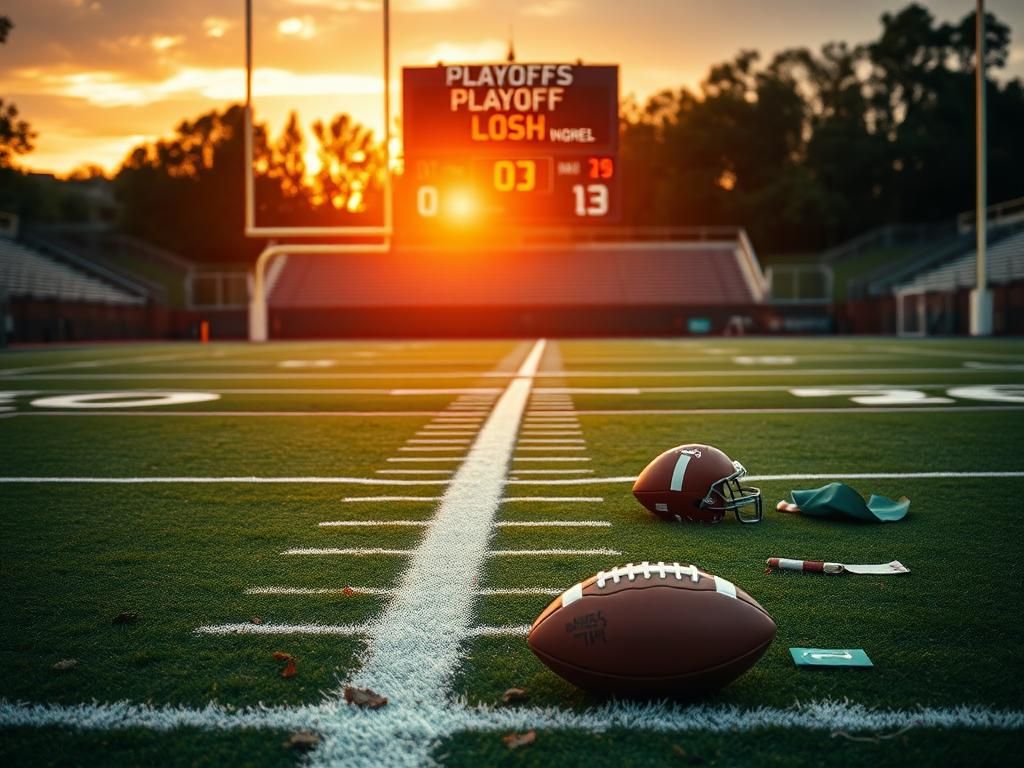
top-left (402, 63), bottom-right (619, 226)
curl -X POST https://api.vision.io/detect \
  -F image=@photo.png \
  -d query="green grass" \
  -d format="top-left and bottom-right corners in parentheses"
top-left (1, 337), bottom-right (1022, 766)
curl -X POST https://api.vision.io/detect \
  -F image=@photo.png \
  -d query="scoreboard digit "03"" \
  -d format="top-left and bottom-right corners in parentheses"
top-left (402, 63), bottom-right (619, 226)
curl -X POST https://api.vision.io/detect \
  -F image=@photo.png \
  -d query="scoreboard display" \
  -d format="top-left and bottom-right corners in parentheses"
top-left (402, 64), bottom-right (619, 227)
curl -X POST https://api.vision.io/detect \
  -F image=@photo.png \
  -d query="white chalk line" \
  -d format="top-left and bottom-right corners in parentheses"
top-left (408, 438), bottom-right (472, 444)
top-left (502, 496), bottom-right (603, 503)
top-left (515, 446), bottom-right (587, 451)
top-left (398, 446), bottom-right (468, 452)
top-left (2, 697), bottom-right (1022, 739)
top-left (5, 471), bottom-right (1021, 486)
top-left (512, 457), bottom-right (592, 462)
top-left (341, 496), bottom-right (439, 502)
top-left (244, 586), bottom-right (565, 597)
top-left (317, 339), bottom-right (547, 767)
top-left (282, 547), bottom-right (617, 557)
top-left (375, 470), bottom-right (453, 475)
top-left (318, 520), bottom-right (609, 528)
top-left (509, 469), bottom-right (594, 475)
top-left (386, 457), bottom-right (466, 463)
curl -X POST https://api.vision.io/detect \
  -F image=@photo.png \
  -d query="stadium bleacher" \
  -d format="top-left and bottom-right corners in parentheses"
top-left (892, 228), bottom-right (1024, 295)
top-left (270, 242), bottom-right (762, 308)
top-left (0, 237), bottom-right (144, 306)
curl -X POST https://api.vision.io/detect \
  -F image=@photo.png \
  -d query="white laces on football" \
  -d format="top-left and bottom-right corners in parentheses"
top-left (595, 561), bottom-right (700, 588)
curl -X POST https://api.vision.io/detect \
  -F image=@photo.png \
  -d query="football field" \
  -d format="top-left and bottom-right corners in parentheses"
top-left (2, 337), bottom-right (1023, 767)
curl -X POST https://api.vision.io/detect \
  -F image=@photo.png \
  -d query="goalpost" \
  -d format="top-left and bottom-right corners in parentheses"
top-left (244, 0), bottom-right (393, 341)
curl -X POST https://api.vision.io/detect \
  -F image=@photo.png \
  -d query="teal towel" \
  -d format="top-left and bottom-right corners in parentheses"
top-left (790, 482), bottom-right (910, 522)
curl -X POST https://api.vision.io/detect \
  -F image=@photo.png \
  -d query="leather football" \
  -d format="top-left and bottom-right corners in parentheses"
top-left (527, 561), bottom-right (776, 696)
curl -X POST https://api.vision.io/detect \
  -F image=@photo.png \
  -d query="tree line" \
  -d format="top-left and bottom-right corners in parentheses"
top-left (2, 3), bottom-right (1023, 261)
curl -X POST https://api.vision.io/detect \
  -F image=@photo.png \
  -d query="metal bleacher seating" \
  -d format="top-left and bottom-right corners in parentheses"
top-left (893, 229), bottom-right (1024, 295)
top-left (270, 243), bottom-right (762, 308)
top-left (0, 237), bottom-right (144, 306)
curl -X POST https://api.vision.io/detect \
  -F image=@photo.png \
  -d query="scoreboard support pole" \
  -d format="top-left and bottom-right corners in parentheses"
top-left (970, 0), bottom-right (992, 336)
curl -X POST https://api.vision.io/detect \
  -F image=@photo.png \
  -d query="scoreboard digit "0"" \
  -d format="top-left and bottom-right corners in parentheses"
top-left (402, 63), bottom-right (619, 227)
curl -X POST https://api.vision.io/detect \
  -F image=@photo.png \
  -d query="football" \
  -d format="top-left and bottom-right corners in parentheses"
top-left (527, 561), bottom-right (776, 696)
top-left (632, 444), bottom-right (764, 523)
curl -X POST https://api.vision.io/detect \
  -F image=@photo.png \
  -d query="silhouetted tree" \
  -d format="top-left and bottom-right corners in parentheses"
top-left (0, 16), bottom-right (35, 168)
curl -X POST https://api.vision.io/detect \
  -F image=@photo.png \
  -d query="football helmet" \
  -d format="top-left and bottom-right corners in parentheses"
top-left (632, 444), bottom-right (762, 524)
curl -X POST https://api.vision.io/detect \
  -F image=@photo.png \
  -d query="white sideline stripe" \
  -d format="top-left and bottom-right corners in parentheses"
top-left (407, 439), bottom-right (471, 444)
top-left (6, 471), bottom-right (1019, 486)
top-left (283, 548), bottom-right (413, 556)
top-left (375, 470), bottom-right (453, 475)
top-left (2, 698), bottom-right (1021, 738)
top-left (567, 406), bottom-right (1024, 415)
top-left (476, 587), bottom-right (562, 595)
top-left (341, 496), bottom-right (439, 502)
top-left (416, 430), bottom-right (477, 435)
top-left (502, 496), bottom-right (603, 503)
top-left (512, 457), bottom-right (591, 462)
top-left (332, 339), bottom-right (547, 766)
top-left (522, 431), bottom-right (583, 436)
top-left (490, 548), bottom-right (620, 556)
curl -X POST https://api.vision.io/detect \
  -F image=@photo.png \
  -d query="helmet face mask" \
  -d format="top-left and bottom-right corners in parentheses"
top-left (699, 461), bottom-right (763, 524)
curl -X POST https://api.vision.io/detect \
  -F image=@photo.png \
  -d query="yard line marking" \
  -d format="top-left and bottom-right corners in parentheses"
top-left (375, 469), bottom-right (453, 475)
top-left (327, 339), bottom-right (546, 766)
top-left (283, 548), bottom-right (414, 556)
top-left (399, 446), bottom-right (468, 452)
top-left (246, 586), bottom-right (395, 596)
top-left (490, 548), bottom-right (620, 556)
top-left (3, 698), bottom-right (1022, 737)
top-left (416, 432), bottom-right (477, 438)
top-left (494, 520), bottom-right (610, 527)
top-left (340, 496), bottom-right (439, 502)
top-left (195, 622), bottom-right (366, 636)
top-left (508, 469), bottom-right (595, 474)
top-left (515, 445), bottom-right (587, 451)
top-left (502, 496), bottom-right (603, 503)
top-left (320, 520), bottom-right (429, 527)
top-left (386, 457), bottom-right (467, 462)
top-left (16, 411), bottom-right (447, 418)
top-left (11, 367), bottom-right (1021, 381)
top-left (407, 438), bottom-right (472, 444)
top-left (391, 388), bottom-right (503, 395)
top-left (476, 587), bottom-right (562, 595)
top-left (512, 457), bottom-right (591, 462)
top-left (0, 351), bottom-right (199, 376)
top-left (519, 438), bottom-right (586, 443)
top-left (0, 476), bottom-right (455, 484)
top-left (464, 625), bottom-right (533, 636)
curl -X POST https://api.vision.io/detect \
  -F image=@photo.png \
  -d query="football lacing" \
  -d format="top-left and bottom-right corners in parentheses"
top-left (595, 561), bottom-right (700, 588)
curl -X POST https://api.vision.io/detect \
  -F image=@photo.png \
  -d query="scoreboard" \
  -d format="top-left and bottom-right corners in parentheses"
top-left (401, 64), bottom-right (619, 227)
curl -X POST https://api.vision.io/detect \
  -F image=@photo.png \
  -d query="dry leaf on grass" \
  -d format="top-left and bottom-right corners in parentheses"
top-left (342, 586), bottom-right (356, 597)
top-left (502, 730), bottom-right (536, 750)
top-left (343, 686), bottom-right (388, 709)
top-left (501, 687), bottom-right (528, 704)
top-left (111, 612), bottom-right (139, 625)
top-left (281, 659), bottom-right (297, 678)
top-left (283, 731), bottom-right (319, 751)
top-left (51, 659), bottom-right (78, 671)
top-left (251, 616), bottom-right (263, 625)
top-left (272, 651), bottom-right (294, 662)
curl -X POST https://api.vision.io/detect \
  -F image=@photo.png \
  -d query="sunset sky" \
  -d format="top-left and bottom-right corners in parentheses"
top-left (3, 0), bottom-right (1024, 176)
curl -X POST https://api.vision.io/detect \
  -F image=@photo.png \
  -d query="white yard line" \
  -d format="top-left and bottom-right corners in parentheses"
top-left (6, 470), bottom-right (1020, 486)
top-left (515, 446), bottom-right (587, 451)
top-left (489, 548), bottom-right (620, 556)
top-left (320, 520), bottom-right (429, 527)
top-left (283, 548), bottom-right (414, 556)
top-left (340, 496), bottom-right (439, 502)
top-left (2, 698), bottom-right (1021, 737)
top-left (319, 339), bottom-right (546, 766)
top-left (317, 520), bottom-right (609, 528)
top-left (502, 496), bottom-right (603, 503)
top-left (519, 438), bottom-right (586, 443)
top-left (508, 469), bottom-right (594, 474)
top-left (374, 470), bottom-right (453, 475)
top-left (386, 457), bottom-right (466, 462)
top-left (398, 446), bottom-right (468, 452)
top-left (408, 438), bottom-right (472, 444)
top-left (512, 456), bottom-right (592, 462)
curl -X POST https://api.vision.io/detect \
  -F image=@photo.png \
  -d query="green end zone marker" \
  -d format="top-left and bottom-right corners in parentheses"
top-left (790, 648), bottom-right (873, 668)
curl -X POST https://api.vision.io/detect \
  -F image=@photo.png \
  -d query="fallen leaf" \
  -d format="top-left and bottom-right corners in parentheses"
top-left (342, 586), bottom-right (355, 597)
top-left (111, 612), bottom-right (139, 625)
top-left (283, 731), bottom-right (319, 751)
top-left (502, 730), bottom-right (536, 750)
top-left (51, 659), bottom-right (78, 671)
top-left (343, 686), bottom-right (388, 709)
top-left (251, 616), bottom-right (263, 625)
top-left (272, 651), bottom-right (294, 662)
top-left (281, 659), bottom-right (297, 678)
top-left (501, 687), bottom-right (528, 704)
